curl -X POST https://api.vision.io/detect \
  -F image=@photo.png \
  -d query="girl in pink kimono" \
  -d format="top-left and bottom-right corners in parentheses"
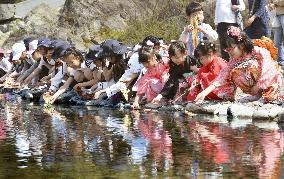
top-left (195, 26), bottom-right (283, 103)
top-left (132, 46), bottom-right (169, 109)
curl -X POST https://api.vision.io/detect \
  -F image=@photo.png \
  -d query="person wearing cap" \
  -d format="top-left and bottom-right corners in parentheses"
top-left (43, 41), bottom-right (70, 95)
top-left (0, 42), bottom-right (27, 83)
top-left (44, 47), bottom-right (86, 104)
top-left (89, 40), bottom-right (128, 97)
top-left (16, 40), bottom-right (43, 84)
top-left (94, 39), bottom-right (151, 102)
top-left (22, 39), bottom-right (56, 86)
top-left (0, 48), bottom-right (12, 78)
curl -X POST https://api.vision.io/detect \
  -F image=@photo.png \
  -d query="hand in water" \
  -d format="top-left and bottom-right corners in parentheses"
top-left (94, 90), bottom-right (103, 100)
top-left (131, 102), bottom-right (140, 110)
top-left (152, 94), bottom-right (163, 104)
top-left (194, 92), bottom-right (206, 104)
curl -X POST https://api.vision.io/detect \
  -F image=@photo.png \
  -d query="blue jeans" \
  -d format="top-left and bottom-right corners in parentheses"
top-left (273, 15), bottom-right (284, 66)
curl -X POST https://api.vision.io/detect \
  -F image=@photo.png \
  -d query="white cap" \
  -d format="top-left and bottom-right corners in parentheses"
top-left (27, 40), bottom-right (38, 55)
top-left (12, 43), bottom-right (26, 61)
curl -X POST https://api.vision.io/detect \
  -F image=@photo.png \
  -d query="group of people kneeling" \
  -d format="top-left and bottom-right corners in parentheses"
top-left (0, 26), bottom-right (283, 108)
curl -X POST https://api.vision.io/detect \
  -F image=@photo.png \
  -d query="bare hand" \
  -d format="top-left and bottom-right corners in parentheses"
top-left (131, 102), bottom-right (140, 110)
top-left (185, 24), bottom-right (194, 32)
top-left (246, 16), bottom-right (256, 27)
top-left (40, 76), bottom-right (49, 82)
top-left (231, 5), bottom-right (239, 12)
top-left (94, 90), bottom-right (103, 99)
top-left (194, 92), bottom-right (206, 104)
top-left (74, 84), bottom-right (81, 91)
top-left (197, 26), bottom-right (205, 34)
top-left (151, 94), bottom-right (163, 104)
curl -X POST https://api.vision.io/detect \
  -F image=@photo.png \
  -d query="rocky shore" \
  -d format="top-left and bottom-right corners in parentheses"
top-left (2, 86), bottom-right (283, 121)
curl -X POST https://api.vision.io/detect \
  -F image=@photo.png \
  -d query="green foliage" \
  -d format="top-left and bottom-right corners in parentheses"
top-left (99, 16), bottom-right (186, 45)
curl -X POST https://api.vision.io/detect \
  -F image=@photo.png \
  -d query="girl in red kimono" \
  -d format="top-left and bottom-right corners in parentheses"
top-left (195, 26), bottom-right (283, 103)
top-left (132, 46), bottom-right (169, 109)
top-left (187, 41), bottom-right (227, 101)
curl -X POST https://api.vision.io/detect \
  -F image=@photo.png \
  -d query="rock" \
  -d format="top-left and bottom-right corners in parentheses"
top-left (145, 103), bottom-right (160, 109)
top-left (20, 89), bottom-right (33, 100)
top-left (0, 4), bottom-right (15, 21)
top-left (185, 102), bottom-right (214, 114)
top-left (14, 0), bottom-right (65, 18)
top-left (253, 104), bottom-right (284, 120)
top-left (228, 104), bottom-right (255, 118)
top-left (0, 25), bottom-right (8, 33)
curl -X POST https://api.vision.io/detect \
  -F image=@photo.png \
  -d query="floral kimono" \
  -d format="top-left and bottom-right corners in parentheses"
top-left (135, 58), bottom-right (169, 102)
top-left (187, 56), bottom-right (227, 101)
top-left (213, 46), bottom-right (283, 102)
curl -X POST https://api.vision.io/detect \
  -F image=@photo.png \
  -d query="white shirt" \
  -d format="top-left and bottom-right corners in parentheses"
top-left (215, 0), bottom-right (246, 25)
top-left (49, 62), bottom-right (67, 92)
top-left (38, 58), bottom-right (55, 70)
top-left (179, 23), bottom-right (219, 44)
top-left (0, 57), bottom-right (12, 72)
top-left (105, 52), bottom-right (143, 97)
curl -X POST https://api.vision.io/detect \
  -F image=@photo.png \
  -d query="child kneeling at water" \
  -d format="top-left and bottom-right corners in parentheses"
top-left (195, 26), bottom-right (283, 104)
top-left (132, 46), bottom-right (169, 109)
top-left (187, 41), bottom-right (227, 101)
top-left (44, 47), bottom-right (85, 104)
top-left (152, 41), bottom-right (199, 104)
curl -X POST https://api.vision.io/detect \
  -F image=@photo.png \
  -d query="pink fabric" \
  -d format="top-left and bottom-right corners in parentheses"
top-left (135, 60), bottom-right (169, 102)
top-left (213, 46), bottom-right (283, 102)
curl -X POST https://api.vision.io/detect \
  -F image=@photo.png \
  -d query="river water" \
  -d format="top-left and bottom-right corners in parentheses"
top-left (0, 93), bottom-right (284, 178)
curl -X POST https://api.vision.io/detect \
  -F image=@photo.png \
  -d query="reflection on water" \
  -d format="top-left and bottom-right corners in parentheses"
top-left (0, 94), bottom-right (284, 178)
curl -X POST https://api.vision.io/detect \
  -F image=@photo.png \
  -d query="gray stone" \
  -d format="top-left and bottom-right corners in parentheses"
top-left (0, 25), bottom-right (8, 33)
top-left (0, 4), bottom-right (15, 21)
top-left (185, 103), bottom-right (214, 114)
top-left (228, 104), bottom-right (255, 118)
top-left (253, 105), bottom-right (284, 120)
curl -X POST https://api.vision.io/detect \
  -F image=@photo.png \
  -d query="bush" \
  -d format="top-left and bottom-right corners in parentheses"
top-left (99, 16), bottom-right (186, 45)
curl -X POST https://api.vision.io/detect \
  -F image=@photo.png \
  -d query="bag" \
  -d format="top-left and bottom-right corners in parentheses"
top-left (231, 0), bottom-right (244, 30)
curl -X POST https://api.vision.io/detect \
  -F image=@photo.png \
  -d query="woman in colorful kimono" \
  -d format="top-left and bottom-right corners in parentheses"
top-left (187, 41), bottom-right (227, 101)
top-left (132, 46), bottom-right (169, 109)
top-left (195, 26), bottom-right (283, 103)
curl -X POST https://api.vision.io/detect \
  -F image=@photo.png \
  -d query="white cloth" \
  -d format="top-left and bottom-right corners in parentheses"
top-left (0, 57), bottom-right (12, 72)
top-left (179, 23), bottom-right (219, 44)
top-left (215, 0), bottom-right (246, 25)
top-left (105, 53), bottom-right (143, 97)
top-left (49, 62), bottom-right (67, 92)
top-left (38, 58), bottom-right (55, 70)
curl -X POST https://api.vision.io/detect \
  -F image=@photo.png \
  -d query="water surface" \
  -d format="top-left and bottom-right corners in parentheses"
top-left (0, 93), bottom-right (283, 178)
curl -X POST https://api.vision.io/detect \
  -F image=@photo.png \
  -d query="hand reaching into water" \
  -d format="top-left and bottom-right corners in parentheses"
top-left (152, 94), bottom-right (163, 104)
top-left (131, 102), bottom-right (140, 110)
top-left (194, 92), bottom-right (206, 104)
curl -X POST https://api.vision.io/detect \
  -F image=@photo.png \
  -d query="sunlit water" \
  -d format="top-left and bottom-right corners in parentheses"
top-left (0, 93), bottom-right (284, 178)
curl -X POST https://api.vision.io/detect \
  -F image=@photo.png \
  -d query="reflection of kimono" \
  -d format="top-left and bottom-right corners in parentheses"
top-left (135, 60), bottom-right (169, 102)
top-left (138, 117), bottom-right (173, 167)
top-left (258, 130), bottom-right (284, 179)
top-left (187, 56), bottom-right (227, 101)
top-left (189, 122), bottom-right (231, 165)
top-left (213, 46), bottom-right (283, 102)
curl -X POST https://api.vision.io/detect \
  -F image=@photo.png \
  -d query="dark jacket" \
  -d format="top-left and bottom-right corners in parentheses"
top-left (160, 56), bottom-right (197, 100)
